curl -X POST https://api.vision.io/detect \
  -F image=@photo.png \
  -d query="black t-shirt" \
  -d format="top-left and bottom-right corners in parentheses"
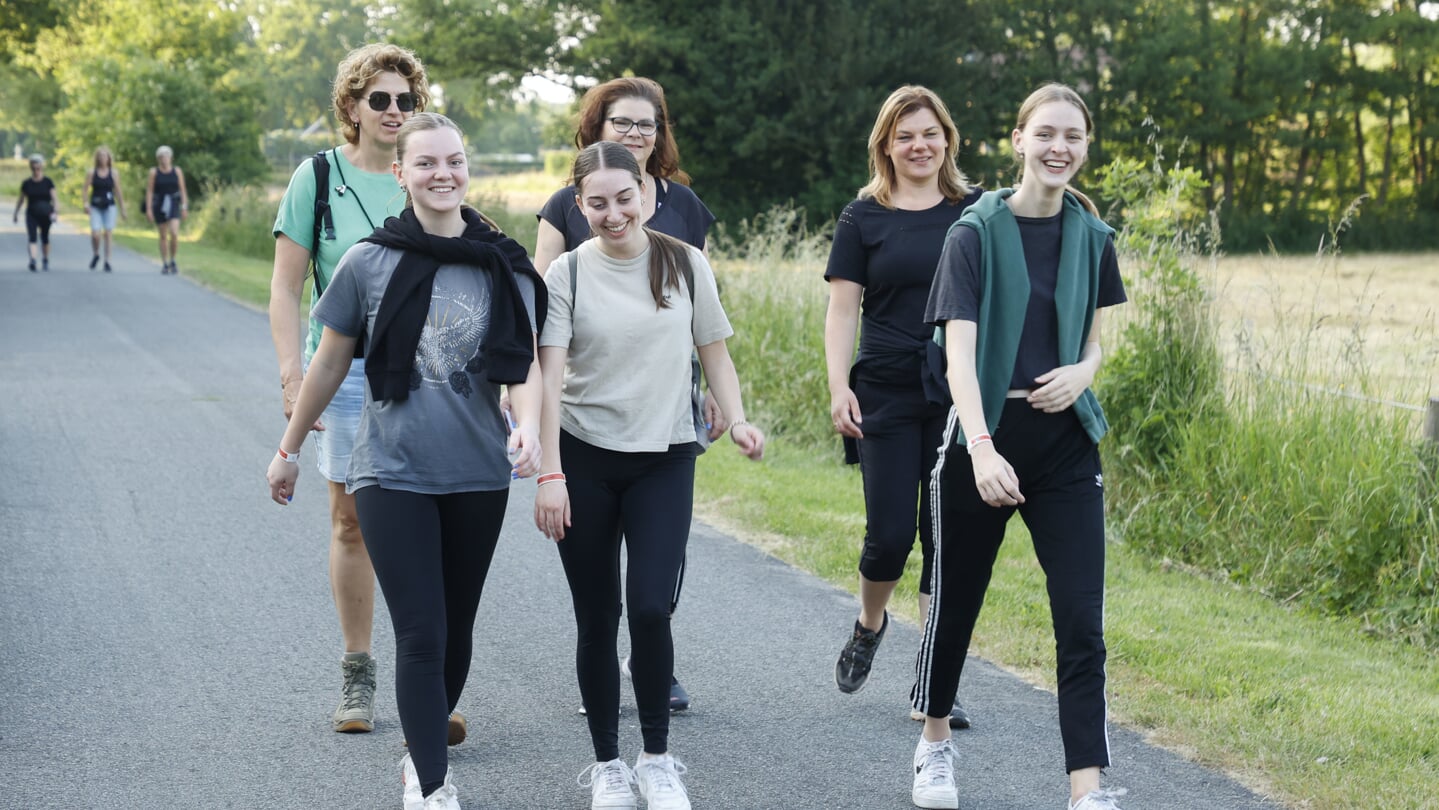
top-left (925, 211), bottom-right (1127, 390)
top-left (538, 179), bottom-right (716, 251)
top-left (20, 177), bottom-right (55, 216)
top-left (824, 191), bottom-right (983, 384)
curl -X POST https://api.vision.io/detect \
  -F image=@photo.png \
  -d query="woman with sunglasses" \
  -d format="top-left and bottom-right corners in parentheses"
top-left (270, 111), bottom-right (545, 810)
top-left (145, 145), bottom-right (189, 274)
top-left (532, 76), bottom-right (719, 717)
top-left (268, 42), bottom-right (435, 742)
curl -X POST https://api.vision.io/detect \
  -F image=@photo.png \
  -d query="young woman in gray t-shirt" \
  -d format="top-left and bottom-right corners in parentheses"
top-left (268, 113), bottom-right (545, 810)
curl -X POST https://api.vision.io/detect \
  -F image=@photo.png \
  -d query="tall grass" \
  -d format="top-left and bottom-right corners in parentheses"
top-left (709, 204), bottom-right (835, 448)
top-left (1094, 158), bottom-right (1439, 648)
top-left (193, 182), bottom-right (278, 262)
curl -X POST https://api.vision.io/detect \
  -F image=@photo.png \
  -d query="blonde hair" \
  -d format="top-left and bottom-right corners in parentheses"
top-left (857, 85), bottom-right (973, 208)
top-left (332, 43), bottom-right (431, 146)
top-left (1014, 83), bottom-right (1098, 215)
top-left (155, 145), bottom-right (173, 160)
top-left (93, 146), bottom-right (114, 169)
top-left (394, 112), bottom-right (500, 229)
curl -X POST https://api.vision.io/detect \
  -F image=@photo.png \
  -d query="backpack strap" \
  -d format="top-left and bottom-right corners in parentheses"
top-left (310, 149), bottom-right (334, 296)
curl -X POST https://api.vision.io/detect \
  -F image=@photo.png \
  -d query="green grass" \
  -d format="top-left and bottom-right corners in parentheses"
top-left (693, 447), bottom-right (1439, 809)
top-left (107, 218), bottom-right (285, 308)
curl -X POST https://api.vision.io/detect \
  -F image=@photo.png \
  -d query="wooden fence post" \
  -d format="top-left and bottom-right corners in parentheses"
top-left (1427, 398), bottom-right (1439, 448)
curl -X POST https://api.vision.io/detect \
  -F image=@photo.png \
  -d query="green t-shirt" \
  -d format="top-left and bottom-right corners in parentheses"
top-left (272, 146), bottom-right (406, 359)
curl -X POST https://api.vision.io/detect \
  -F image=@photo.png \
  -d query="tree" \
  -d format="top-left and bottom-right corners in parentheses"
top-left (385, 0), bottom-right (586, 98)
top-left (249, 0), bottom-right (378, 132)
top-left (563, 0), bottom-right (988, 225)
top-left (29, 0), bottom-right (267, 190)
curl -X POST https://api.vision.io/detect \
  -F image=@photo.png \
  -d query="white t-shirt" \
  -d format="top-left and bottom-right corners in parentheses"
top-left (540, 239), bottom-right (733, 452)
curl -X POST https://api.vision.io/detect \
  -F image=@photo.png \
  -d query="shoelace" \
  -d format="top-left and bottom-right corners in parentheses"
top-left (339, 662), bottom-right (375, 710)
top-left (1073, 788), bottom-right (1128, 810)
top-left (636, 757), bottom-right (688, 795)
top-left (577, 760), bottom-right (634, 793)
top-left (917, 740), bottom-right (957, 786)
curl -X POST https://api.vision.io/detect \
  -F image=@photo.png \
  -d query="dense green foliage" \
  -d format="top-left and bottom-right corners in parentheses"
top-left (24, 0), bottom-right (267, 190)
top-left (6, 0), bottom-right (1435, 250)
top-left (564, 0), bottom-right (1439, 251)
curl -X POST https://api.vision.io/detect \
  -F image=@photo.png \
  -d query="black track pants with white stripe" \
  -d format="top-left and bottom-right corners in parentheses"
top-left (912, 399), bottom-right (1112, 772)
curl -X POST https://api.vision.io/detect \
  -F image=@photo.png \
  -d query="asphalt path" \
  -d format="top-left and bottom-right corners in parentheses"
top-left (0, 221), bottom-right (1280, 809)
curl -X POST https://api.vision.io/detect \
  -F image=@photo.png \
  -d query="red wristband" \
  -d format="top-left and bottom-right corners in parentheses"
top-left (277, 446), bottom-right (300, 463)
top-left (536, 472), bottom-right (566, 485)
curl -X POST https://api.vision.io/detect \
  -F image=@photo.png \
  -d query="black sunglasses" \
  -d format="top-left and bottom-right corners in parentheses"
top-left (364, 91), bottom-right (419, 112)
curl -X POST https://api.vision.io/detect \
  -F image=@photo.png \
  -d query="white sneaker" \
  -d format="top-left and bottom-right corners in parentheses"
top-left (578, 758), bottom-right (637, 809)
top-left (1069, 789), bottom-right (1127, 810)
top-left (421, 779), bottom-right (461, 810)
top-left (633, 753), bottom-right (691, 810)
top-left (911, 737), bottom-right (959, 809)
top-left (402, 755), bottom-right (423, 810)
top-left (402, 754), bottom-right (455, 810)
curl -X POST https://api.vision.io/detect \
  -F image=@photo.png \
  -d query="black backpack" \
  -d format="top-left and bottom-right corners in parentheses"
top-left (306, 149), bottom-right (365, 358)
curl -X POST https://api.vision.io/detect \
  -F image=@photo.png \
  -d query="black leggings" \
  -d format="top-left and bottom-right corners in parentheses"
top-left (354, 485), bottom-right (507, 796)
top-left (555, 430), bottom-right (696, 761)
top-left (854, 376), bottom-right (948, 592)
top-left (912, 400), bottom-right (1110, 773)
top-left (25, 209), bottom-right (52, 245)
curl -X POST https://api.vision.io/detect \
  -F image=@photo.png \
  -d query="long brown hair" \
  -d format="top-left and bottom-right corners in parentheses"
top-left (858, 85), bottom-right (973, 208)
top-left (574, 77), bottom-right (690, 185)
top-left (571, 141), bottom-right (691, 309)
top-left (1013, 83), bottom-right (1099, 215)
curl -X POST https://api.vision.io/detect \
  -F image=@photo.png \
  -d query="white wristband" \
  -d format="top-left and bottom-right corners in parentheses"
top-left (277, 447), bottom-right (300, 464)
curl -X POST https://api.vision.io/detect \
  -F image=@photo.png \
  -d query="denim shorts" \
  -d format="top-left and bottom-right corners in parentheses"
top-left (89, 206), bottom-right (118, 232)
top-left (307, 357), bottom-right (365, 484)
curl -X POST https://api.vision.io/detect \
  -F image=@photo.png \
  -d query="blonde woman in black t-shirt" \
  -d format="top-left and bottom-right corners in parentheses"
top-left (824, 86), bottom-right (981, 726)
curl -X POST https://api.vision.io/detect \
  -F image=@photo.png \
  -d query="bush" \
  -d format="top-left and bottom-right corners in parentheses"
top-left (193, 182), bottom-right (279, 263)
top-left (1095, 156), bottom-right (1224, 470)
top-left (1099, 161), bottom-right (1439, 648)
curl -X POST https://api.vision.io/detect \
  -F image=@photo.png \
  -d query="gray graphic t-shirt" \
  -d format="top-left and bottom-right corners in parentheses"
top-left (313, 241), bottom-right (538, 494)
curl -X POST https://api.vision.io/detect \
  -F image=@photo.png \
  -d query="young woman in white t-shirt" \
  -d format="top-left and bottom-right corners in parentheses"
top-left (534, 140), bottom-right (764, 810)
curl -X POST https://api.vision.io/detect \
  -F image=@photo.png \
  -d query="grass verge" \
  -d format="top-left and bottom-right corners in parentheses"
top-left (693, 447), bottom-right (1439, 809)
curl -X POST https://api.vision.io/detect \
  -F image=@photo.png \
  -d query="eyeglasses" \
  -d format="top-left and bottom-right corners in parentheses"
top-left (364, 91), bottom-right (419, 113)
top-left (606, 117), bottom-right (658, 137)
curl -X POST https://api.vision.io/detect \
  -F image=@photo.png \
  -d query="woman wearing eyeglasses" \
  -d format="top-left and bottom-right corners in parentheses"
top-left (532, 76), bottom-right (719, 717)
top-left (268, 42), bottom-right (434, 743)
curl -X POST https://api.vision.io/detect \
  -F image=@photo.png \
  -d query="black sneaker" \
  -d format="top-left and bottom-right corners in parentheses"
top-left (835, 611), bottom-right (888, 694)
top-left (103, 263), bottom-right (112, 273)
top-left (669, 676), bottom-right (691, 712)
top-left (41, 258), bottom-right (48, 271)
top-left (90, 254), bottom-right (100, 270)
top-left (28, 259), bottom-right (36, 272)
top-left (911, 701), bottom-right (972, 729)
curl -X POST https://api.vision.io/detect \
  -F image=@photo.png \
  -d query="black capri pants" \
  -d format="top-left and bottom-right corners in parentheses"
top-left (353, 485), bottom-right (508, 796)
top-left (25, 209), bottom-right (52, 245)
top-left (555, 430), bottom-right (696, 762)
top-left (912, 399), bottom-right (1111, 773)
top-left (854, 374), bottom-right (949, 593)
